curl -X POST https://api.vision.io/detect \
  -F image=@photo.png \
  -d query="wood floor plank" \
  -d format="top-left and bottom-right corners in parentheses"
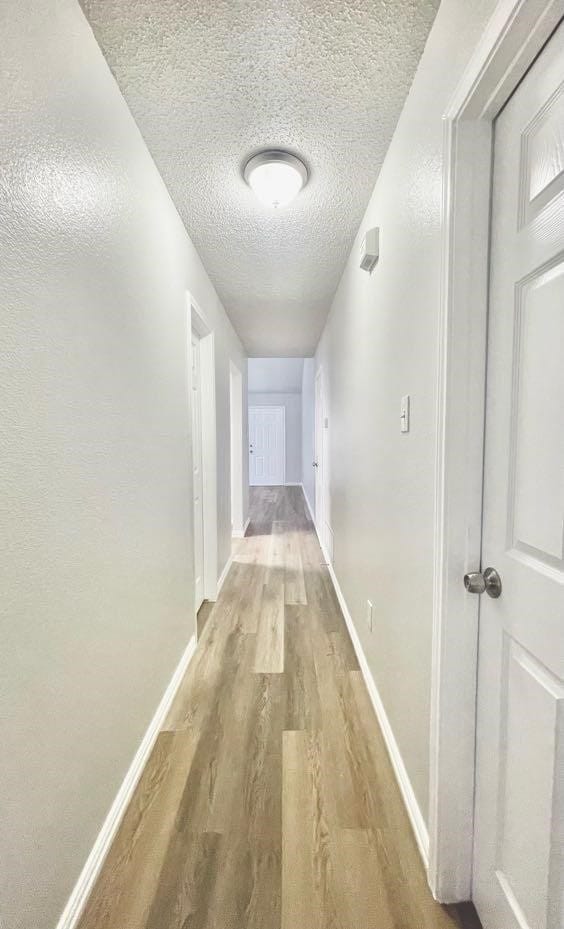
top-left (284, 604), bottom-right (322, 731)
top-left (346, 669), bottom-right (473, 928)
top-left (311, 614), bottom-right (367, 830)
top-left (164, 599), bottom-right (246, 731)
top-left (282, 730), bottom-right (337, 929)
top-left (77, 731), bottom-right (198, 929)
top-left (299, 531), bottom-right (341, 627)
top-left (254, 529), bottom-right (285, 673)
top-left (283, 529), bottom-right (307, 605)
top-left (331, 827), bottom-right (396, 929)
top-left (236, 562), bottom-right (265, 634)
top-left (78, 486), bottom-right (479, 929)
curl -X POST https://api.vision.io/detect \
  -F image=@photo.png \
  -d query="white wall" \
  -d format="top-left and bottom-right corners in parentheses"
top-left (301, 358), bottom-right (316, 514)
top-left (0, 3), bottom-right (246, 928)
top-left (249, 392), bottom-right (302, 484)
top-left (315, 0), bottom-right (498, 827)
top-left (248, 357), bottom-right (304, 393)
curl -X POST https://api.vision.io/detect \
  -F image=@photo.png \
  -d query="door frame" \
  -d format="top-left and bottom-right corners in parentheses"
top-left (314, 367), bottom-right (326, 552)
top-left (429, 0), bottom-right (564, 903)
top-left (191, 329), bottom-right (205, 614)
top-left (188, 293), bottom-right (218, 607)
top-left (248, 405), bottom-right (286, 486)
top-left (229, 361), bottom-right (245, 536)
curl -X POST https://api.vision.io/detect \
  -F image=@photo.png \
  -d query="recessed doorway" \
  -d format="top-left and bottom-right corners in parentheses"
top-left (229, 362), bottom-right (244, 535)
top-left (188, 293), bottom-right (218, 622)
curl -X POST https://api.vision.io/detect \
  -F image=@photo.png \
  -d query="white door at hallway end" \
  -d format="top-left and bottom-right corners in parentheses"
top-left (472, 21), bottom-right (564, 929)
top-left (249, 406), bottom-right (285, 486)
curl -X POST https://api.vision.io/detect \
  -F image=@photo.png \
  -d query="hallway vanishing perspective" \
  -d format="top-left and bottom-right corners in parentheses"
top-left (3, 1), bottom-right (564, 926)
top-left (77, 487), bottom-right (478, 929)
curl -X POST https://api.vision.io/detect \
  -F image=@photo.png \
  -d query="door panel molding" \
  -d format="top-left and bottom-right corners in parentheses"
top-left (429, 0), bottom-right (564, 904)
top-left (248, 405), bottom-right (286, 486)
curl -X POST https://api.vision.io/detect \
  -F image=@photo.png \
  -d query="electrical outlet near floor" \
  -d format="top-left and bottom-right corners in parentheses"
top-left (366, 599), bottom-right (373, 632)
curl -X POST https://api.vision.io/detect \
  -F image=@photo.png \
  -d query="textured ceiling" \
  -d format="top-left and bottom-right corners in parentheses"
top-left (80, 0), bottom-right (440, 355)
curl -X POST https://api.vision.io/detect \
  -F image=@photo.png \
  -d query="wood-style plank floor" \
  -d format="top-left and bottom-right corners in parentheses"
top-left (78, 486), bottom-right (481, 929)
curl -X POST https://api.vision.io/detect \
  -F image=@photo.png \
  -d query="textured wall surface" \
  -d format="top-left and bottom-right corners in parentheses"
top-left (249, 392), bottom-right (302, 484)
top-left (79, 0), bottom-right (440, 356)
top-left (315, 0), bottom-right (498, 824)
top-left (0, 2), bottom-right (246, 928)
top-left (301, 359), bottom-right (316, 514)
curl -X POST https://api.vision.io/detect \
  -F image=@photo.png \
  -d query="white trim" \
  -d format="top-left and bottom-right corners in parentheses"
top-left (216, 552), bottom-right (233, 597)
top-left (429, 0), bottom-right (564, 903)
top-left (232, 516), bottom-right (250, 539)
top-left (229, 361), bottom-right (244, 538)
top-left (303, 484), bottom-right (429, 866)
top-left (329, 555), bottom-right (430, 865)
top-left (300, 482), bottom-right (316, 524)
top-left (55, 636), bottom-right (197, 929)
top-left (189, 293), bottom-right (218, 604)
top-left (248, 404), bottom-right (286, 486)
top-left (314, 367), bottom-right (327, 552)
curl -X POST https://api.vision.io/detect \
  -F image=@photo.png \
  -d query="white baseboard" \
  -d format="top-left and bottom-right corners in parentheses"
top-left (309, 513), bottom-right (430, 868)
top-left (216, 553), bottom-right (233, 597)
top-left (284, 481), bottom-right (301, 486)
top-left (232, 516), bottom-right (250, 539)
top-left (55, 635), bottom-right (197, 929)
top-left (299, 483), bottom-right (316, 524)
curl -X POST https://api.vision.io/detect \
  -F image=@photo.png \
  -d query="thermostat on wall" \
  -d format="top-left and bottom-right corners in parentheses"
top-left (360, 227), bottom-right (380, 273)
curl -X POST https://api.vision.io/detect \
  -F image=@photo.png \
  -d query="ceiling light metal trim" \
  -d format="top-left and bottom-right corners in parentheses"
top-left (243, 150), bottom-right (308, 207)
top-left (244, 150), bottom-right (308, 186)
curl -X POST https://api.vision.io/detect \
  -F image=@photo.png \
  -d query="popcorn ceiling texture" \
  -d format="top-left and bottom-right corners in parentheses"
top-left (80, 0), bottom-right (440, 355)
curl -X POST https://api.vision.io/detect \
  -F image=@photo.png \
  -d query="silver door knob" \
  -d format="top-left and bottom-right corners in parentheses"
top-left (463, 567), bottom-right (502, 598)
top-left (313, 461), bottom-right (318, 468)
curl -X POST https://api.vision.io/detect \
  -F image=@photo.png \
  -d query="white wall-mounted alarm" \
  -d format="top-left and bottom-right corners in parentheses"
top-left (360, 227), bottom-right (380, 273)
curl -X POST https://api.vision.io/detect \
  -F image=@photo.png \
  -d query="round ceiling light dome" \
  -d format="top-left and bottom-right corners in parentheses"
top-left (244, 150), bottom-right (308, 208)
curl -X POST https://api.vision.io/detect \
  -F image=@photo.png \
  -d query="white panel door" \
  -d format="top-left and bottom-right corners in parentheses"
top-left (473, 24), bottom-right (564, 929)
top-left (191, 331), bottom-right (205, 612)
top-left (249, 406), bottom-right (285, 486)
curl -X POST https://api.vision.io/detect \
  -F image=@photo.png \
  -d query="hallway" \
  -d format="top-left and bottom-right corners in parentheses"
top-left (77, 487), bottom-right (477, 929)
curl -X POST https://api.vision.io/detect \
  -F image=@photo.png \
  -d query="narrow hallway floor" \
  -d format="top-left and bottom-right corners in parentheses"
top-left (78, 486), bottom-right (480, 929)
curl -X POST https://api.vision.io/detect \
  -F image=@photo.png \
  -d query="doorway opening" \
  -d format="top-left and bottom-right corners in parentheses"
top-left (229, 362), bottom-right (245, 537)
top-left (188, 294), bottom-right (218, 620)
top-left (314, 367), bottom-right (331, 560)
top-left (191, 329), bottom-right (205, 613)
top-left (246, 357), bottom-right (316, 514)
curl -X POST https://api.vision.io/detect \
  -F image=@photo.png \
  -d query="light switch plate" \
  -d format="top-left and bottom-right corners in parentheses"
top-left (400, 395), bottom-right (410, 433)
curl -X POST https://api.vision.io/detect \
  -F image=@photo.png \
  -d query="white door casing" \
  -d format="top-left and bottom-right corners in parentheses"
top-left (191, 331), bottom-right (205, 613)
top-left (429, 0), bottom-right (564, 903)
top-left (314, 369), bottom-right (325, 547)
top-left (189, 293), bottom-right (218, 605)
top-left (230, 362), bottom-right (244, 534)
top-left (473, 22), bottom-right (564, 929)
top-left (249, 406), bottom-right (285, 486)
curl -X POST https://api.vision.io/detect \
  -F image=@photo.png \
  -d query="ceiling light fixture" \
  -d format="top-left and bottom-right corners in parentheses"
top-left (244, 150), bottom-right (308, 208)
